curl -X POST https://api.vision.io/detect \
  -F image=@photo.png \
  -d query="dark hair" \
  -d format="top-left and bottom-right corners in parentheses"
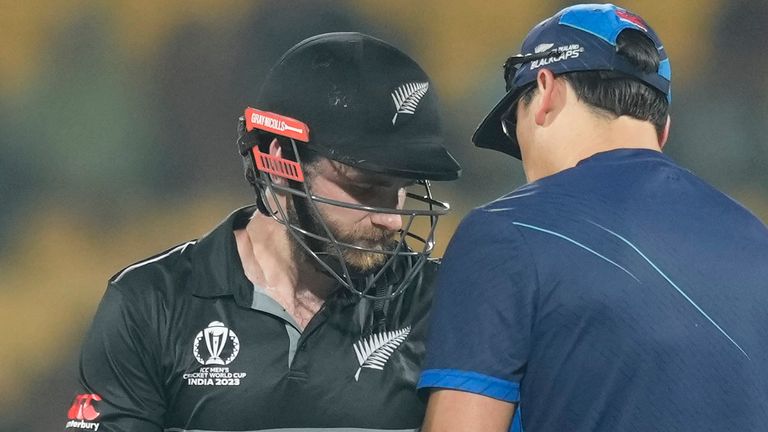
top-left (519, 29), bottom-right (669, 136)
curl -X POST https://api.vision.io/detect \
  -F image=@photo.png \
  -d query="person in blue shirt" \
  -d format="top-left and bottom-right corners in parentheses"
top-left (417, 4), bottom-right (768, 432)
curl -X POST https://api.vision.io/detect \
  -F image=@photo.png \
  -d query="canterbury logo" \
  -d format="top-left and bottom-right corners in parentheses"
top-left (391, 82), bottom-right (429, 125)
top-left (67, 394), bottom-right (101, 421)
top-left (353, 326), bottom-right (411, 381)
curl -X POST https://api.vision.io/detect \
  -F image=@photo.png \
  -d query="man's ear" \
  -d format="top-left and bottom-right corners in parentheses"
top-left (659, 115), bottom-right (671, 149)
top-left (534, 69), bottom-right (559, 126)
top-left (269, 137), bottom-right (282, 157)
top-left (268, 138), bottom-right (288, 185)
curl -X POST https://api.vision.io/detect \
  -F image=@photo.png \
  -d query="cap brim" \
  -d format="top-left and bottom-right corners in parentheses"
top-left (472, 87), bottom-right (524, 160)
top-left (316, 137), bottom-right (461, 181)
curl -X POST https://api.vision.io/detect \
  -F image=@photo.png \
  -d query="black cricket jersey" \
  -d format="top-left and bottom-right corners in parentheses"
top-left (65, 206), bottom-right (437, 432)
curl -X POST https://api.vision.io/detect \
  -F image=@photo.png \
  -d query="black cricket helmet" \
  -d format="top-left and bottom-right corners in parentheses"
top-left (237, 32), bottom-right (461, 300)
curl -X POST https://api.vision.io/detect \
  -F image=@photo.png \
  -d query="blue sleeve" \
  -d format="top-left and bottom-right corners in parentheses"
top-left (418, 208), bottom-right (537, 402)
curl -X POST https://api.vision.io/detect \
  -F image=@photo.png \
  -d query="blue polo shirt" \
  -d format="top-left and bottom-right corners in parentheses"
top-left (418, 149), bottom-right (768, 431)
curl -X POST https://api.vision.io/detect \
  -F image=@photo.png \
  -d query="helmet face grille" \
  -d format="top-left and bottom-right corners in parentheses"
top-left (249, 138), bottom-right (449, 301)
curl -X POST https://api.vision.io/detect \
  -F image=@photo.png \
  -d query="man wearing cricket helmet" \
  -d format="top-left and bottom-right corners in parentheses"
top-left (64, 32), bottom-right (460, 431)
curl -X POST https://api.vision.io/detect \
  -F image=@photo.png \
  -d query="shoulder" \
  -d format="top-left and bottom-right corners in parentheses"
top-left (436, 202), bottom-right (539, 299)
top-left (83, 240), bottom-right (201, 360)
top-left (472, 178), bottom-right (570, 222)
top-left (446, 202), bottom-right (532, 257)
top-left (683, 171), bottom-right (768, 228)
top-left (107, 240), bottom-right (198, 303)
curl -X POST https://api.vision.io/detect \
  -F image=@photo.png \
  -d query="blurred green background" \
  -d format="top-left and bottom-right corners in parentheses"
top-left (1, 1), bottom-right (766, 430)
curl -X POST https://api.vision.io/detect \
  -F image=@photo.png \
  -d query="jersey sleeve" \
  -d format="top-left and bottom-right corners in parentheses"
top-left (64, 281), bottom-right (166, 432)
top-left (417, 208), bottom-right (537, 403)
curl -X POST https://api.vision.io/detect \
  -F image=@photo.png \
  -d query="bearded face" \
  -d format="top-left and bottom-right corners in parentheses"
top-left (328, 217), bottom-right (398, 272)
top-left (286, 193), bottom-right (399, 274)
top-left (249, 141), bottom-right (449, 299)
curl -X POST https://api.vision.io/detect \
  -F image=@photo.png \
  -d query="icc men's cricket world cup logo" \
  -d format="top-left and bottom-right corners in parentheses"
top-left (193, 321), bottom-right (240, 365)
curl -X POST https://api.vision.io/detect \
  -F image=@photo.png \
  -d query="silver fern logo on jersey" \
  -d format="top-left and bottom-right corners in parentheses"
top-left (391, 82), bottom-right (429, 125)
top-left (353, 326), bottom-right (411, 381)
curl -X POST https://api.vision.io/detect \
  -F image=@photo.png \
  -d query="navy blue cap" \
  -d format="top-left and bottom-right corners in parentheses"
top-left (472, 3), bottom-right (672, 159)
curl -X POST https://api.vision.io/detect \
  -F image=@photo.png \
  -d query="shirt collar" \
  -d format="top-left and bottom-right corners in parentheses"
top-left (576, 148), bottom-right (672, 167)
top-left (189, 205), bottom-right (361, 312)
top-left (190, 205), bottom-right (256, 308)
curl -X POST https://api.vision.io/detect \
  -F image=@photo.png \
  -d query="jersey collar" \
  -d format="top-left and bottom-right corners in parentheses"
top-left (189, 205), bottom-right (257, 308)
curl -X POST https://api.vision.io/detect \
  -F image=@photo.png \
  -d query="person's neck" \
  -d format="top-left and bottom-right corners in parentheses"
top-left (235, 211), bottom-right (337, 328)
top-left (570, 114), bottom-right (661, 163)
top-left (524, 109), bottom-right (661, 182)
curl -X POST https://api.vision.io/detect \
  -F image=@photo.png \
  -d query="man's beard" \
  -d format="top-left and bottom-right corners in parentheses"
top-left (285, 195), bottom-right (398, 274)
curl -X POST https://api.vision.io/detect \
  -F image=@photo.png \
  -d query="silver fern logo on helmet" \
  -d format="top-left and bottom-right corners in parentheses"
top-left (391, 82), bottom-right (429, 125)
top-left (353, 326), bottom-right (411, 381)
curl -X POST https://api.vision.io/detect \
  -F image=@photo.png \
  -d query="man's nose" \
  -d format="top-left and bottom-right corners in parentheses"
top-left (370, 212), bottom-right (403, 232)
top-left (368, 187), bottom-right (407, 232)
